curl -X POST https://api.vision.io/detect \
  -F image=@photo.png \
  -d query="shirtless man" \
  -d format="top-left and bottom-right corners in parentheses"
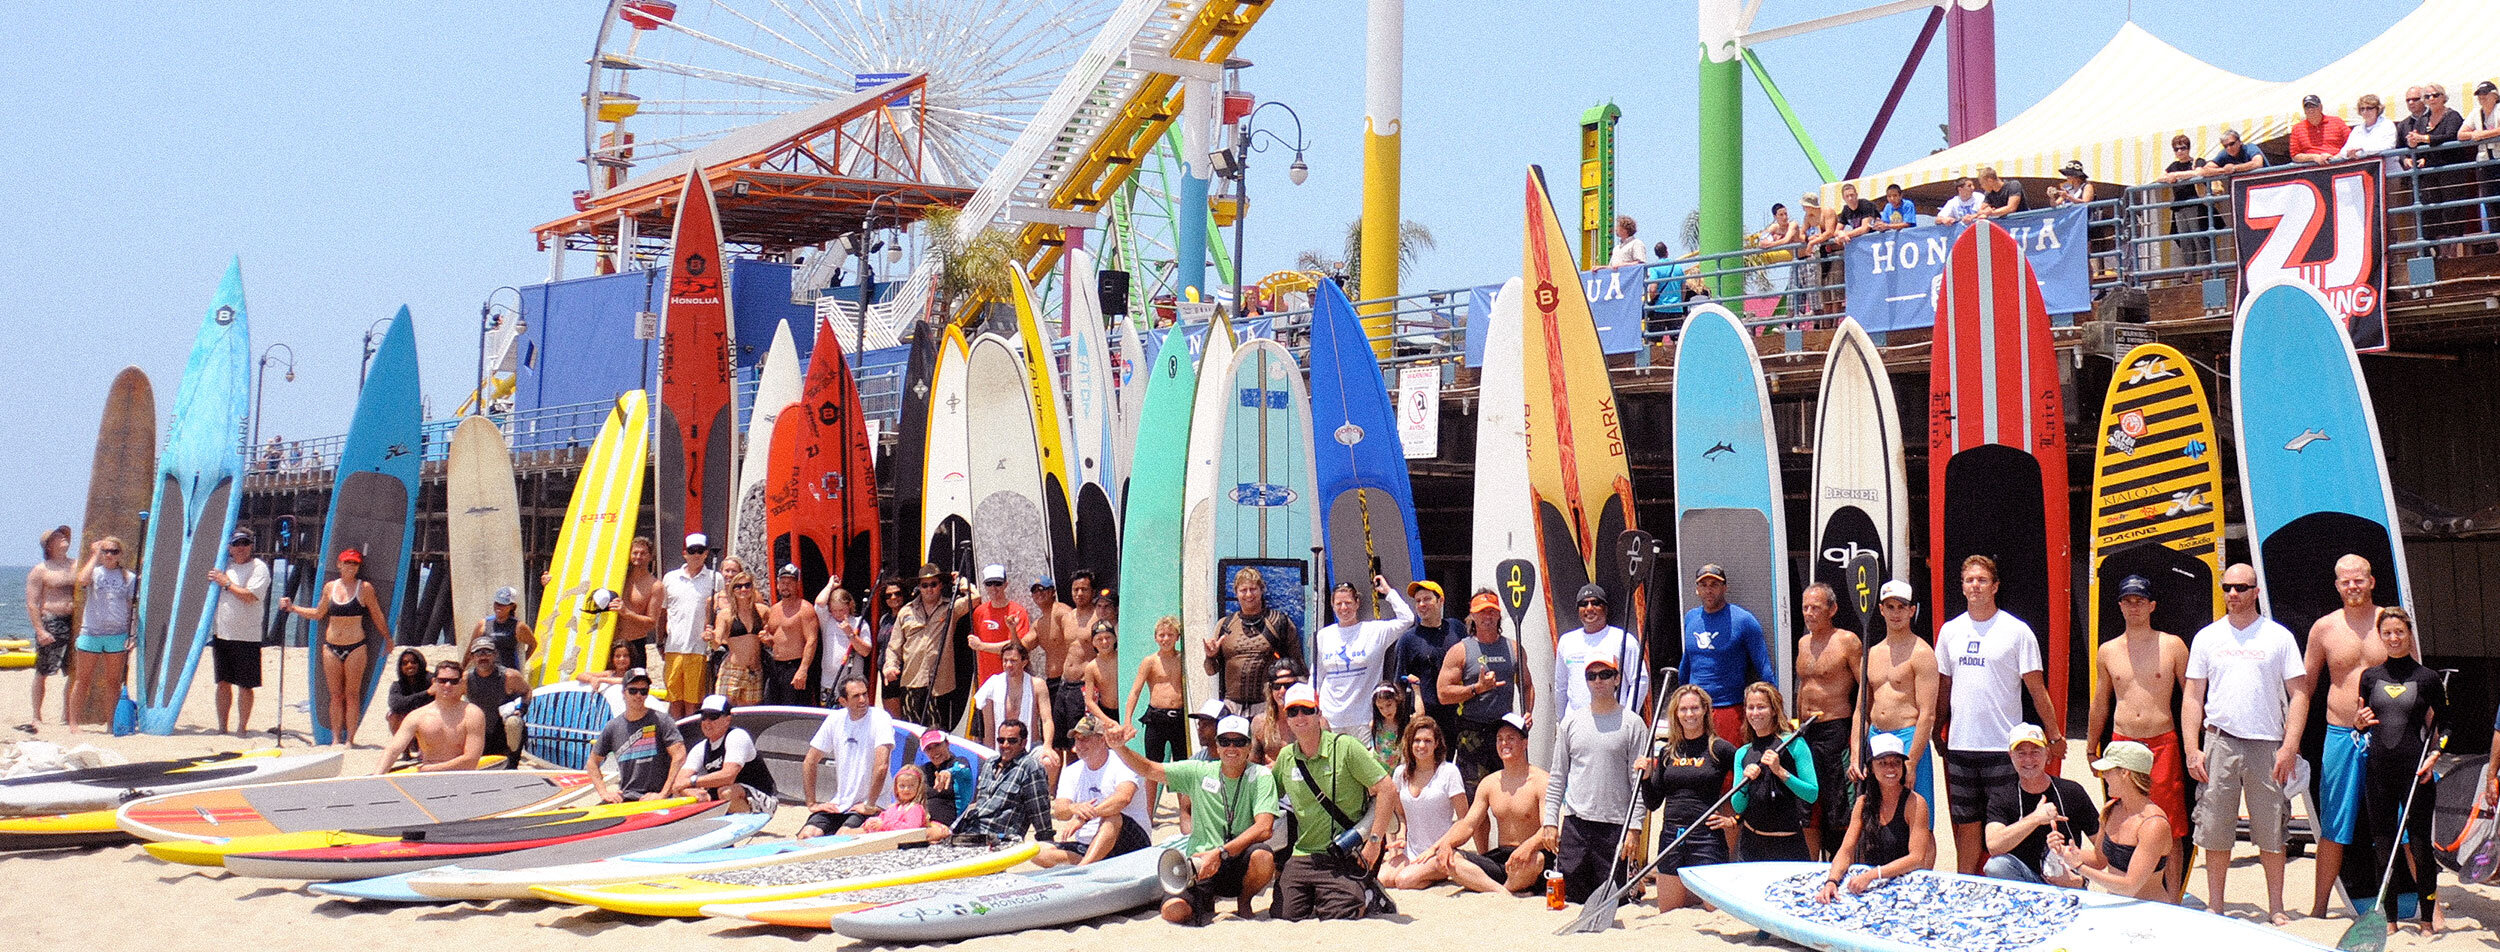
top-left (377, 661), bottom-right (487, 772)
top-left (1442, 713), bottom-right (1552, 892)
top-left (1030, 575), bottom-right (1085, 756)
top-left (22, 526), bottom-right (78, 731)
top-left (1793, 583), bottom-right (1861, 859)
top-left (2303, 554), bottom-right (2395, 917)
top-left (763, 566), bottom-right (821, 706)
top-left (2085, 575), bottom-right (2190, 898)
top-left (1851, 581), bottom-right (1938, 818)
top-left (613, 537), bottom-right (663, 670)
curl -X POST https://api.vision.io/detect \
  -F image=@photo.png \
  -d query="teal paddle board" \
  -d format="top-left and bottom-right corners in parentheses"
top-left (307, 306), bottom-right (424, 745)
top-left (1208, 338), bottom-right (1319, 696)
top-left (131, 260), bottom-right (253, 735)
top-left (1670, 304), bottom-right (1792, 697)
top-left (1115, 324), bottom-right (1199, 738)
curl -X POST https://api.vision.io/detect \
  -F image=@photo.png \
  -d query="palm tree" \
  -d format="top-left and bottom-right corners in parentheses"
top-left (921, 207), bottom-right (1019, 326)
top-left (1291, 217), bottom-right (1434, 292)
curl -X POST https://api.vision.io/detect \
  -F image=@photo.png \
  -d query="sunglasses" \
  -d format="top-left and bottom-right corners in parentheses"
top-left (685, 547), bottom-right (707, 553)
top-left (1284, 705), bottom-right (1320, 718)
top-left (984, 580), bottom-right (1006, 587)
top-left (624, 686), bottom-right (650, 696)
top-left (2406, 96), bottom-right (2424, 102)
top-left (1585, 669), bottom-right (1619, 681)
top-left (732, 583), bottom-right (753, 590)
top-left (1577, 599), bottom-right (1604, 607)
top-left (100, 548), bottom-right (122, 555)
top-left (919, 581), bottom-right (941, 589)
top-left (997, 735), bottom-right (1027, 745)
top-left (1216, 736), bottom-right (1250, 748)
top-left (2221, 582), bottom-right (2257, 593)
top-left (434, 676), bottom-right (461, 685)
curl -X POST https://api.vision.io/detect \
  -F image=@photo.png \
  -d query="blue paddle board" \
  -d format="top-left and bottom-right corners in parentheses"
top-left (1210, 338), bottom-right (1319, 673)
top-left (2231, 281), bottom-right (2412, 643)
top-left (1670, 304), bottom-right (1792, 697)
top-left (1307, 279), bottom-right (1423, 610)
top-left (307, 306), bottom-right (424, 745)
top-left (131, 260), bottom-right (253, 735)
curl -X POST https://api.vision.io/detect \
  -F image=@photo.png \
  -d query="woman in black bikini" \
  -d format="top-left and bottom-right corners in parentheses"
top-left (2052, 739), bottom-right (2172, 901)
top-left (279, 547), bottom-right (391, 746)
top-left (1815, 731), bottom-right (1935, 902)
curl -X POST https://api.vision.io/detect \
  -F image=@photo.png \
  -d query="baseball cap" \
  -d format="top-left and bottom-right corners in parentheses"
top-left (1281, 684), bottom-right (1320, 712)
top-left (1215, 715), bottom-right (1252, 740)
top-left (1497, 712), bottom-right (1529, 735)
top-left (228, 529), bottom-right (256, 546)
top-left (1031, 576), bottom-right (1055, 591)
top-left (338, 547), bottom-right (364, 564)
top-left (585, 588), bottom-right (620, 613)
top-left (2006, 724), bottom-right (2049, 751)
top-left (919, 729), bottom-right (948, 749)
top-left (2092, 740), bottom-right (2155, 775)
top-left (683, 533), bottom-right (709, 551)
top-left (1869, 733), bottom-right (1909, 761)
top-left (623, 667), bottom-right (653, 686)
top-left (982, 563), bottom-right (1007, 584)
top-left (1879, 580), bottom-right (1914, 604)
top-left (2117, 575), bottom-right (2153, 599)
top-left (1469, 591), bottom-right (1502, 614)
top-left (1191, 699), bottom-right (1231, 722)
top-left (1696, 563), bottom-right (1727, 582)
top-left (1583, 656), bottom-right (1619, 675)
top-left (2301, 93), bottom-right (2323, 108)
top-left (493, 586), bottom-right (518, 605)
top-left (468, 638), bottom-right (497, 656)
top-left (2480, 80), bottom-right (2498, 96)
top-left (1407, 579), bottom-right (1444, 599)
top-left (1070, 714), bottom-right (1107, 736)
top-left (778, 563), bottom-right (799, 578)
top-left (1575, 583), bottom-right (1607, 605)
top-left (697, 694), bottom-right (732, 717)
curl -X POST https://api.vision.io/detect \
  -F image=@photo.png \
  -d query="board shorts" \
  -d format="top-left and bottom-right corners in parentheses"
top-left (33, 615), bottom-right (72, 675)
top-left (803, 809), bottom-right (873, 836)
top-left (715, 661), bottom-right (764, 707)
top-left (75, 633), bottom-right (129, 654)
top-left (1803, 719), bottom-right (1855, 834)
top-left (1877, 726), bottom-right (1935, 808)
top-left (1652, 818), bottom-right (1730, 875)
top-left (663, 651), bottom-right (710, 704)
top-left (2315, 724), bottom-right (2368, 845)
top-left (1452, 718), bottom-right (1505, 787)
top-left (2114, 730), bottom-right (2188, 839)
top-left (2193, 730), bottom-right (2287, 852)
top-left (1054, 812), bottom-right (1151, 860)
top-left (1945, 748), bottom-right (2019, 826)
top-left (1182, 844), bottom-right (1275, 921)
top-left (1141, 706), bottom-right (1187, 762)
top-left (1048, 678), bottom-right (1086, 750)
top-left (212, 639), bottom-right (264, 688)
top-left (1460, 844), bottom-right (1555, 887)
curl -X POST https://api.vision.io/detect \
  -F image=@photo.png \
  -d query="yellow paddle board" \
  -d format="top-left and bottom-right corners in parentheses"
top-left (533, 842), bottom-right (1041, 918)
top-left (143, 795), bottom-right (689, 866)
top-left (2084, 343), bottom-right (2223, 709)
top-left (529, 391), bottom-right (650, 686)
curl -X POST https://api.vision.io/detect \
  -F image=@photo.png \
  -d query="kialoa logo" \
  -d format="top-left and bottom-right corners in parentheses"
top-left (1229, 483), bottom-right (1297, 507)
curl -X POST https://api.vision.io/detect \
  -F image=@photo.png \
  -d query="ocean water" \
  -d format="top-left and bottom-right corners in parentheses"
top-left (0, 565), bottom-right (26, 637)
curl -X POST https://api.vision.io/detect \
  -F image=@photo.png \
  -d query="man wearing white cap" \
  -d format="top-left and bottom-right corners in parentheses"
top-left (1441, 712), bottom-right (1551, 893)
top-left (208, 529), bottom-right (271, 735)
top-left (660, 533), bottom-right (723, 718)
top-left (1271, 683), bottom-right (1395, 920)
top-left (1038, 715), bottom-right (1149, 868)
top-left (469, 585), bottom-right (537, 673)
top-left (1554, 583), bottom-right (1646, 726)
top-left (1108, 713), bottom-right (1276, 923)
top-left (1980, 723), bottom-right (2096, 887)
top-left (968, 564), bottom-right (1035, 708)
top-left (678, 693), bottom-right (777, 814)
top-left (1853, 580), bottom-right (1938, 818)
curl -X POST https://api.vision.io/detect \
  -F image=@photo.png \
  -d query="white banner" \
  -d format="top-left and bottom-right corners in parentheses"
top-left (1397, 365), bottom-right (1439, 459)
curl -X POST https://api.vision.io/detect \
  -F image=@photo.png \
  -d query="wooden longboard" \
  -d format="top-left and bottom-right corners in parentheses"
top-left (1809, 318), bottom-right (1908, 637)
top-left (528, 392), bottom-right (650, 687)
top-left (658, 168), bottom-right (737, 560)
top-left (448, 416), bottom-right (525, 643)
top-left (306, 306), bottom-right (423, 746)
top-left (1929, 221), bottom-right (2073, 719)
top-left (133, 261), bottom-right (252, 734)
top-left (2085, 343), bottom-right (2222, 705)
top-left (79, 366), bottom-right (155, 724)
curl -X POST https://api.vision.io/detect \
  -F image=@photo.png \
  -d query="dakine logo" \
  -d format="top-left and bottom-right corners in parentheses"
top-left (1535, 282), bottom-right (1559, 313)
top-left (2285, 428), bottom-right (2329, 452)
top-left (2125, 358), bottom-right (2176, 385)
top-left (1822, 540), bottom-right (1879, 569)
top-left (2118, 410), bottom-right (2147, 439)
top-left (214, 305), bottom-right (237, 326)
top-left (1702, 441), bottom-right (1734, 460)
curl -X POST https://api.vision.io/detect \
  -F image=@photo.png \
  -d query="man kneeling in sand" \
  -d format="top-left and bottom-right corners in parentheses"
top-left (377, 660), bottom-right (486, 772)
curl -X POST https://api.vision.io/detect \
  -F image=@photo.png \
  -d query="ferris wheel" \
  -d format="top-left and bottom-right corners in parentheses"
top-left (581, 0), bottom-right (1120, 195)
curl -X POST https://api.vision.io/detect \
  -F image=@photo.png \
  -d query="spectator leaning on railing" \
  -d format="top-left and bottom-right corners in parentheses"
top-left (2456, 80), bottom-right (2500, 244)
top-left (2157, 135), bottom-right (2216, 267)
top-left (1874, 184), bottom-right (1917, 230)
top-left (2050, 162), bottom-right (2091, 207)
top-left (1934, 177), bottom-right (1985, 225)
top-left (2200, 130), bottom-right (2266, 177)
top-left (2289, 94), bottom-right (2351, 164)
top-left (2341, 94), bottom-right (2398, 160)
top-left (2401, 83), bottom-right (2469, 250)
top-left (1976, 167), bottom-right (2024, 218)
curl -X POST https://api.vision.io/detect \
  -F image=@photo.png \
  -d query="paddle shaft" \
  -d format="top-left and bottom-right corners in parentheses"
top-left (2345, 725), bottom-right (2441, 951)
top-left (1564, 713), bottom-right (1821, 933)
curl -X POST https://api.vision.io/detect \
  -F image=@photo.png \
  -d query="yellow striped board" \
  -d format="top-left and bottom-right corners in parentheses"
top-left (2085, 343), bottom-right (2223, 710)
top-left (1010, 272), bottom-right (1079, 592)
top-left (1520, 167), bottom-right (1639, 650)
top-left (529, 391), bottom-right (651, 686)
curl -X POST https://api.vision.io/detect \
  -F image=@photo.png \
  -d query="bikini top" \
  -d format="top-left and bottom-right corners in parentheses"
top-left (328, 586), bottom-right (370, 619)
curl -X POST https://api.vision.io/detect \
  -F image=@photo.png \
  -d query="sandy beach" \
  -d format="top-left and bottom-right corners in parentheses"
top-left (2, 645), bottom-right (2486, 950)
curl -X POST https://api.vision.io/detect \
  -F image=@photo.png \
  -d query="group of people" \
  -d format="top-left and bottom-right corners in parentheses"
top-left (20, 525), bottom-right (265, 737)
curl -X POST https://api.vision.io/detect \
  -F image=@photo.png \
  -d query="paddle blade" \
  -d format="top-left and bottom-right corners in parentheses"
top-left (2336, 908), bottom-right (2388, 952)
top-left (1496, 558), bottom-right (1538, 631)
top-left (1844, 550), bottom-right (1883, 617)
top-left (1616, 530), bottom-right (1656, 593)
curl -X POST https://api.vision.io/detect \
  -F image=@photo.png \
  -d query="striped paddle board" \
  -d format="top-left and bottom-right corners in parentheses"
top-left (1469, 278), bottom-right (1556, 767)
top-left (528, 392), bottom-right (650, 686)
top-left (2086, 342), bottom-right (2222, 706)
top-left (1309, 279), bottom-right (1423, 608)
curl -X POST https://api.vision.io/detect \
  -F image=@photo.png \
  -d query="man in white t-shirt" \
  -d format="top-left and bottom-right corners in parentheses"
top-left (1551, 584), bottom-right (1647, 726)
top-left (798, 675), bottom-right (895, 838)
top-left (207, 530), bottom-right (271, 734)
top-left (1038, 715), bottom-right (1150, 867)
top-left (677, 693), bottom-right (776, 813)
top-left (2182, 563), bottom-right (2311, 925)
top-left (1935, 555), bottom-right (2064, 875)
top-left (660, 533), bottom-right (724, 717)
top-left (1314, 575), bottom-right (1416, 732)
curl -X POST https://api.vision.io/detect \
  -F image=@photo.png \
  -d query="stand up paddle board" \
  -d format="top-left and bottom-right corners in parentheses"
top-left (891, 322), bottom-right (940, 574)
top-left (1672, 303), bottom-right (1792, 696)
top-left (523, 681), bottom-right (624, 769)
top-left (730, 320), bottom-right (800, 576)
top-left (1209, 338), bottom-right (1320, 715)
top-left (1180, 314), bottom-right (1239, 702)
top-left (669, 706), bottom-right (992, 806)
top-left (405, 826), bottom-right (918, 901)
top-left (968, 332), bottom-right (1054, 687)
top-left (824, 843), bottom-right (1191, 938)
top-left (541, 841), bottom-right (1040, 918)
top-left (2231, 281), bottom-right (2411, 644)
top-left (1309, 279), bottom-right (1423, 606)
top-left (657, 168), bottom-right (738, 567)
top-left (79, 365), bottom-right (156, 687)
top-left (921, 324), bottom-right (975, 579)
top-left (1114, 307), bottom-right (1148, 505)
top-left (1116, 323), bottom-right (1198, 737)
top-left (794, 319), bottom-right (877, 599)
top-left (305, 306), bottom-right (422, 746)
top-left (312, 809), bottom-right (770, 902)
top-left (1064, 247), bottom-right (1124, 591)
top-left (2086, 342), bottom-right (2222, 706)
top-left (1471, 279), bottom-right (1556, 768)
top-left (0, 748), bottom-right (343, 816)
top-left (448, 415), bottom-right (526, 652)
top-left (220, 799), bottom-right (719, 880)
top-left (1931, 221), bottom-right (2073, 717)
top-left (528, 391), bottom-right (649, 686)
top-left (116, 769), bottom-right (593, 843)
top-left (1809, 317), bottom-right (1908, 636)
top-left (132, 261), bottom-right (252, 735)
top-left (1011, 273), bottom-right (1080, 592)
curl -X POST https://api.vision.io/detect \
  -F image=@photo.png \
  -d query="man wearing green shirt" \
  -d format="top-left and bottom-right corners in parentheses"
top-left (1270, 683), bottom-right (1396, 920)
top-left (1109, 714), bottom-right (1277, 924)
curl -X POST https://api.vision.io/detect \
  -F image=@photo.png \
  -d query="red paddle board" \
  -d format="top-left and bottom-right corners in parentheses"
top-left (660, 168), bottom-right (737, 557)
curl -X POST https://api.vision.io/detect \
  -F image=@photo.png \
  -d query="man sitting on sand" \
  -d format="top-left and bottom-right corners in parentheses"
top-left (942, 718), bottom-right (1055, 844)
top-left (1437, 712), bottom-right (1552, 893)
top-left (1035, 716), bottom-right (1149, 867)
top-left (377, 660), bottom-right (486, 772)
top-left (678, 694), bottom-right (778, 813)
top-left (1107, 714), bottom-right (1277, 923)
top-left (585, 668), bottom-right (684, 802)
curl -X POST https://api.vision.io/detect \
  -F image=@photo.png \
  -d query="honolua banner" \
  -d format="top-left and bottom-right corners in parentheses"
top-left (2232, 158), bottom-right (2386, 352)
top-left (1843, 206), bottom-right (2091, 331)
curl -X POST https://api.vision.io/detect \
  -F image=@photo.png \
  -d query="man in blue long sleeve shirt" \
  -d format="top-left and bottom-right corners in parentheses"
top-left (1682, 564), bottom-right (1773, 739)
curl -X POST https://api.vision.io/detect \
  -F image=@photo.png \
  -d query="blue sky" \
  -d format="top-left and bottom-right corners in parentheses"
top-left (0, 0), bottom-right (2419, 547)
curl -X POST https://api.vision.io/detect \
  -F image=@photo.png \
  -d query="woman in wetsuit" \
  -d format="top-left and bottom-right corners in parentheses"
top-left (2356, 607), bottom-right (2444, 934)
top-left (1816, 731), bottom-right (1935, 902)
top-left (1711, 681), bottom-right (1818, 862)
top-left (280, 547), bottom-right (391, 745)
top-left (384, 647), bottom-right (431, 733)
top-left (1641, 684), bottom-right (1736, 911)
top-left (2052, 739), bottom-right (2172, 901)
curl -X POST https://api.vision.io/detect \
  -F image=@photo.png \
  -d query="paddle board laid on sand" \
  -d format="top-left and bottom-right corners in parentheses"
top-left (1011, 272), bottom-right (1081, 592)
top-left (0, 748), bottom-right (343, 816)
top-left (1681, 861), bottom-right (2334, 952)
top-left (528, 392), bottom-right (650, 687)
top-left (312, 809), bottom-right (769, 902)
top-left (731, 320), bottom-right (800, 576)
top-left (1930, 221), bottom-right (2073, 713)
top-left (116, 769), bottom-right (593, 844)
top-left (1116, 323), bottom-right (1199, 733)
top-left (1672, 303), bottom-right (1793, 696)
top-left (657, 167), bottom-right (738, 569)
top-left (79, 365), bottom-right (156, 665)
top-left (447, 415), bottom-right (526, 647)
top-left (1520, 169), bottom-right (1639, 662)
top-left (217, 799), bottom-right (718, 880)
top-left (131, 260), bottom-right (253, 735)
top-left (1064, 246), bottom-right (1123, 590)
top-left (819, 843), bottom-right (1190, 937)
top-left (2086, 342), bottom-right (2223, 704)
top-left (305, 306), bottom-right (423, 746)
top-left (1208, 338), bottom-right (1319, 711)
top-left (670, 706), bottom-right (990, 805)
top-left (1179, 313), bottom-right (1239, 701)
top-left (406, 826), bottom-right (918, 901)
top-left (541, 841), bottom-right (1041, 918)
top-left (0, 808), bottom-right (142, 851)
top-left (522, 681), bottom-right (624, 769)
top-left (1309, 279), bottom-right (1423, 607)
top-left (1471, 279), bottom-right (1556, 769)
top-left (2232, 281), bottom-right (2412, 644)
top-left (1809, 317), bottom-right (1908, 637)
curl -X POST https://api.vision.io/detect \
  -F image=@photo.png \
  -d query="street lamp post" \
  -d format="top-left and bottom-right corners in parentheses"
top-left (855, 193), bottom-right (904, 355)
top-left (253, 344), bottom-right (297, 475)
top-left (1219, 98), bottom-right (1310, 320)
top-left (478, 286), bottom-right (521, 416)
top-left (358, 317), bottom-right (394, 388)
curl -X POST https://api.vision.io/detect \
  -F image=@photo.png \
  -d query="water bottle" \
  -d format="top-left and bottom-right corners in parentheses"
top-left (1545, 869), bottom-right (1566, 910)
